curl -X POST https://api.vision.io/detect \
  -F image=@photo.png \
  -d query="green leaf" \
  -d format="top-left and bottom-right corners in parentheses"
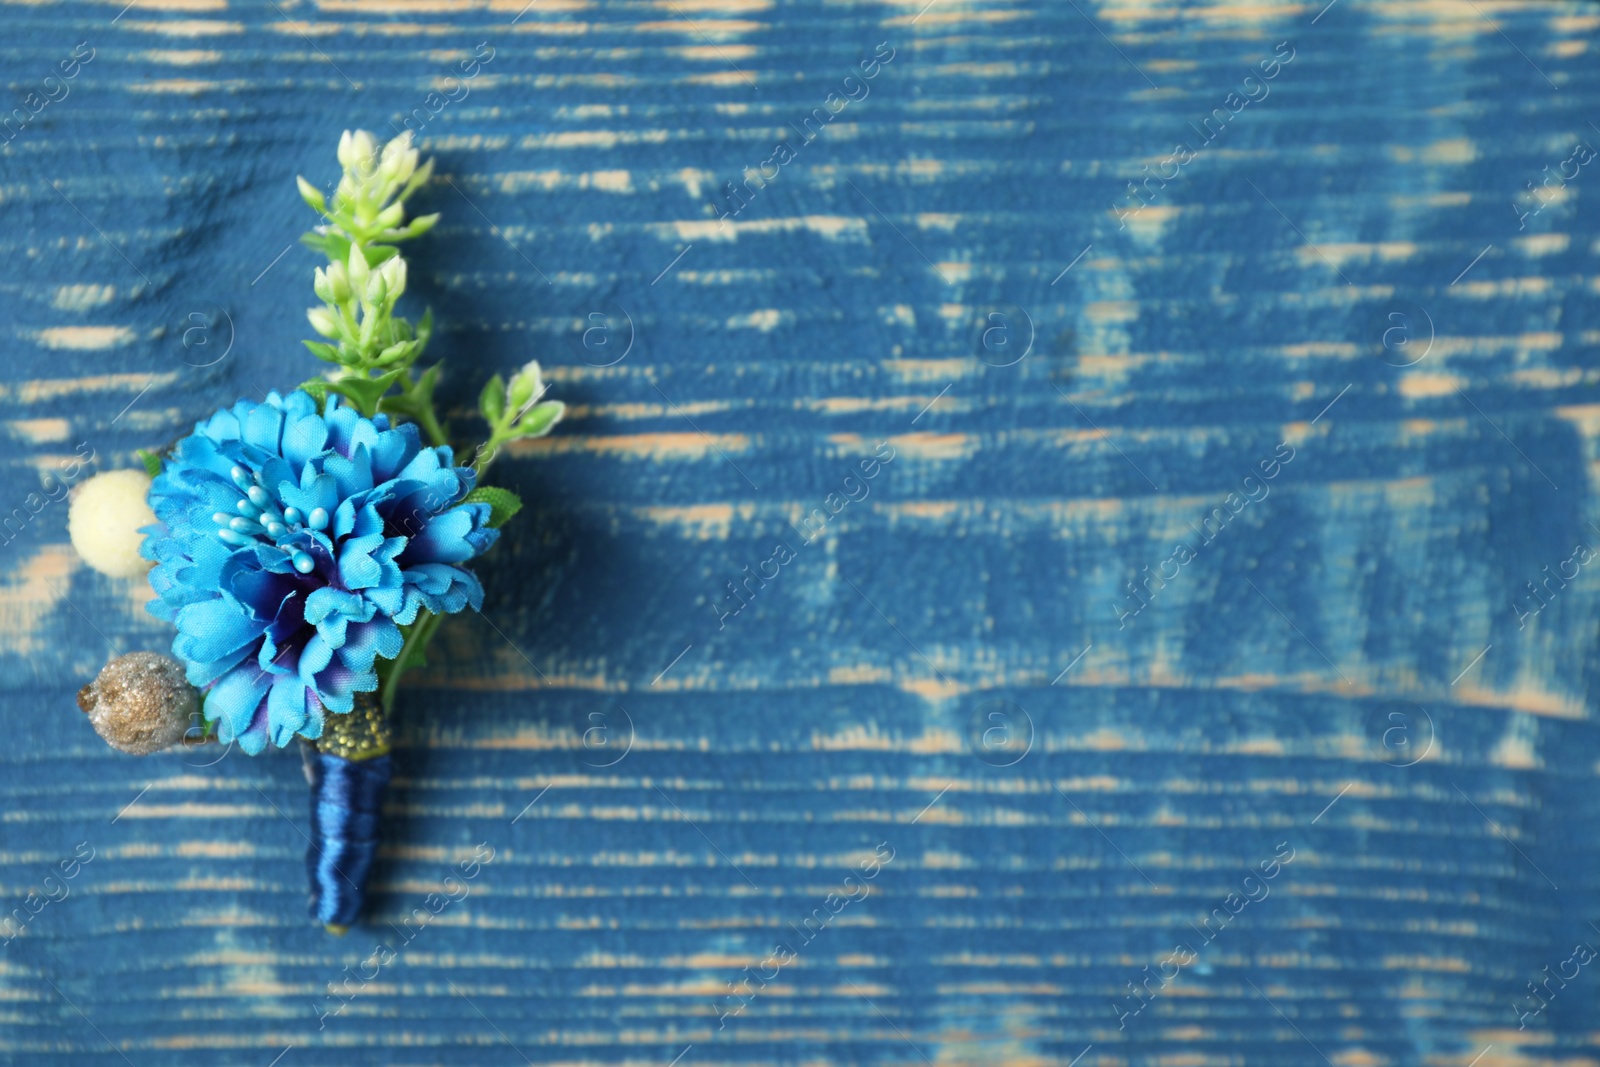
top-left (325, 368), bottom-right (405, 415)
top-left (300, 230), bottom-right (352, 265)
top-left (463, 485), bottom-right (523, 528)
top-left (378, 391), bottom-right (416, 417)
top-left (511, 400), bottom-right (564, 440)
top-left (479, 374), bottom-right (506, 427)
top-left (303, 340), bottom-right (344, 364)
top-left (296, 379), bottom-right (332, 406)
top-left (404, 361), bottom-right (442, 407)
top-left (414, 307), bottom-right (434, 355)
top-left (136, 449), bottom-right (163, 478)
top-left (366, 244), bottom-right (400, 266)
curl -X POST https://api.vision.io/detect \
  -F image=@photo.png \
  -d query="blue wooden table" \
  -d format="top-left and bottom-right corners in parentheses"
top-left (2, 0), bottom-right (1598, 1063)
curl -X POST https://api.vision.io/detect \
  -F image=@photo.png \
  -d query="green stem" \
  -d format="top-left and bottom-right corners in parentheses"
top-left (410, 387), bottom-right (449, 448)
top-left (379, 609), bottom-right (444, 714)
top-left (473, 435), bottom-right (503, 482)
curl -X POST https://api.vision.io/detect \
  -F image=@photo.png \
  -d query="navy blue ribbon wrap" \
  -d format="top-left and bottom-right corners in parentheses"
top-left (306, 750), bottom-right (392, 927)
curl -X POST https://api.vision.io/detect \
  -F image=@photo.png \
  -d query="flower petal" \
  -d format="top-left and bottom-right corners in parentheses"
top-left (266, 677), bottom-right (310, 747)
top-left (398, 504), bottom-right (497, 565)
top-left (205, 664), bottom-right (272, 747)
top-left (174, 596), bottom-right (265, 665)
top-left (282, 411), bottom-right (329, 470)
top-left (338, 617), bottom-right (403, 674)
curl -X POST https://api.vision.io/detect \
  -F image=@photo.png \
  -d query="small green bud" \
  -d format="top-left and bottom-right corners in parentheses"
top-left (297, 176), bottom-right (326, 213)
top-left (390, 213), bottom-right (439, 242)
top-left (507, 360), bottom-right (543, 414)
top-left (512, 401), bottom-right (564, 440)
top-left (375, 339), bottom-right (415, 366)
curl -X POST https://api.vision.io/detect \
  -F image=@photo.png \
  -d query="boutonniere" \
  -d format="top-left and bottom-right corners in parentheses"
top-left (66, 130), bottom-right (561, 932)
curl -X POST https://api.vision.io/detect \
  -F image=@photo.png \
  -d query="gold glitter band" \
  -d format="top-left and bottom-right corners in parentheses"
top-left (315, 690), bottom-right (390, 761)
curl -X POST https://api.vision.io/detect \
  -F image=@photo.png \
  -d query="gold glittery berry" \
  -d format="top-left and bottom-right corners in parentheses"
top-left (77, 652), bottom-right (197, 756)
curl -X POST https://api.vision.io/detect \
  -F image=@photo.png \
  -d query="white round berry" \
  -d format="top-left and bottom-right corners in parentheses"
top-left (68, 469), bottom-right (157, 579)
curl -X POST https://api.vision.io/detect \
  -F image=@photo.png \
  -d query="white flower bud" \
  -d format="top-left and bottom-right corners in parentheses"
top-left (336, 129), bottom-right (357, 169)
top-left (346, 243), bottom-right (370, 293)
top-left (394, 150), bottom-right (418, 187)
top-left (381, 130), bottom-right (411, 161)
top-left (378, 257), bottom-right (407, 301)
top-left (380, 132), bottom-right (417, 184)
top-left (348, 130), bottom-right (377, 173)
top-left (365, 271), bottom-right (387, 307)
top-left (312, 267), bottom-right (332, 304)
top-left (307, 307), bottom-right (340, 338)
top-left (324, 260), bottom-right (351, 303)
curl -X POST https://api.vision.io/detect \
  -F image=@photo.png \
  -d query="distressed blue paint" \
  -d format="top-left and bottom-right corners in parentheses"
top-left (1, 0), bottom-right (1598, 1064)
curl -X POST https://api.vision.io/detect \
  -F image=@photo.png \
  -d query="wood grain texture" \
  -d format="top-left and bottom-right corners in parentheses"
top-left (1, 0), bottom-right (1598, 1063)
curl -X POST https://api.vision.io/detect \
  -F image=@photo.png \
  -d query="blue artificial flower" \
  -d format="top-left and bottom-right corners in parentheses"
top-left (142, 391), bottom-right (496, 754)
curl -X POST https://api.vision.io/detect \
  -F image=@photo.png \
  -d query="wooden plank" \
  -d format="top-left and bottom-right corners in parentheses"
top-left (0, 0), bottom-right (1598, 1063)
